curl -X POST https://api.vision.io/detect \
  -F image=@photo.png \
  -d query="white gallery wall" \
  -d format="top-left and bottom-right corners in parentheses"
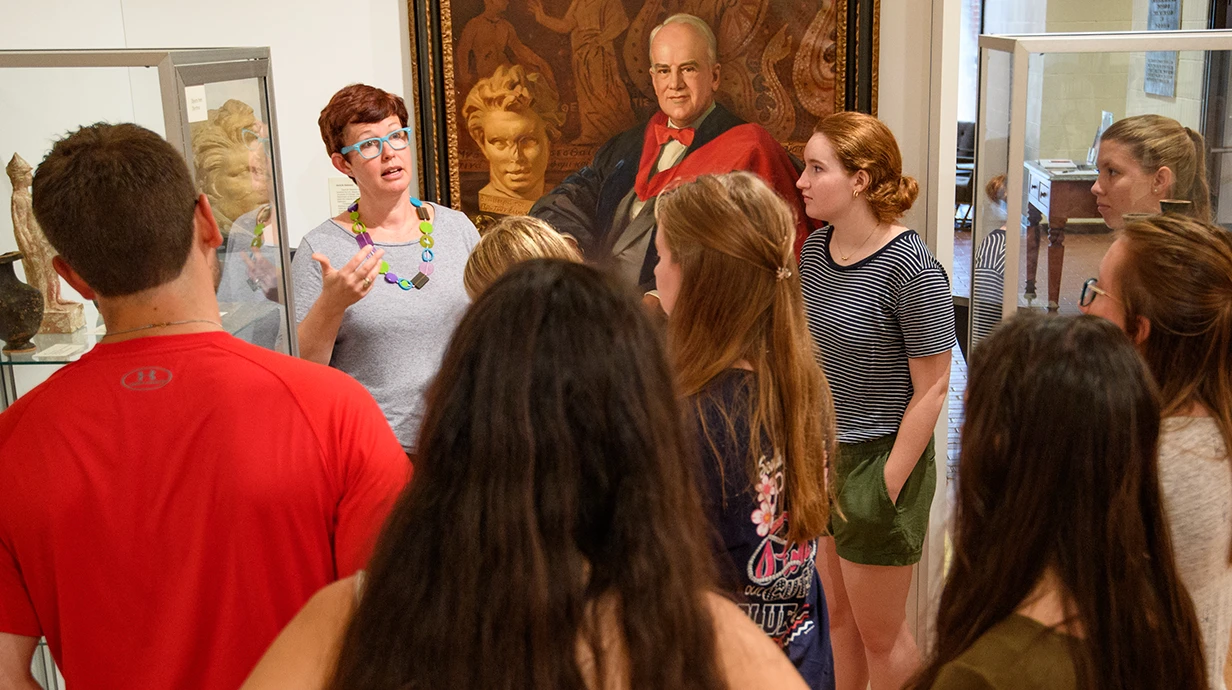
top-left (880, 0), bottom-right (937, 239)
top-left (0, 0), bottom-right (414, 251)
top-left (875, 0), bottom-right (960, 651)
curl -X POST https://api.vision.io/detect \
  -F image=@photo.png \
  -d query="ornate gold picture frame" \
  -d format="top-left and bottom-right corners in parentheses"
top-left (408, 0), bottom-right (880, 219)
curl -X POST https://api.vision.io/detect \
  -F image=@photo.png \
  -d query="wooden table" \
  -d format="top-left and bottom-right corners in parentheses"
top-left (1023, 161), bottom-right (1101, 308)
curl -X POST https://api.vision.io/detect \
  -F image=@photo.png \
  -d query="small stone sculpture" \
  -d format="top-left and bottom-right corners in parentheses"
top-left (7, 153), bottom-right (84, 333)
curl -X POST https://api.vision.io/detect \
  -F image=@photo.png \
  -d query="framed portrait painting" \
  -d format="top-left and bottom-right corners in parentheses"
top-left (407, 0), bottom-right (880, 222)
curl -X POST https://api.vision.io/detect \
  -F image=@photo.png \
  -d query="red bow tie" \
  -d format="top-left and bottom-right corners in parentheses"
top-left (652, 123), bottom-right (695, 147)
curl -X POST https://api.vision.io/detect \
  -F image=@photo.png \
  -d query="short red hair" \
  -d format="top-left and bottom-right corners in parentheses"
top-left (318, 84), bottom-right (409, 156)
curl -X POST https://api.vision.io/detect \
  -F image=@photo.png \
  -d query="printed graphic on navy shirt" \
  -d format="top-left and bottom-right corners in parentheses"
top-left (745, 453), bottom-right (819, 645)
top-left (691, 370), bottom-right (835, 690)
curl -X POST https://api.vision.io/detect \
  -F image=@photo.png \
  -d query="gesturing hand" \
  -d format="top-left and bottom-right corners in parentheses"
top-left (244, 250), bottom-right (280, 302)
top-left (313, 245), bottom-right (385, 313)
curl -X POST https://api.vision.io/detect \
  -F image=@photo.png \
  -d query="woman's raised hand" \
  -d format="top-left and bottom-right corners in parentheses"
top-left (312, 246), bottom-right (385, 313)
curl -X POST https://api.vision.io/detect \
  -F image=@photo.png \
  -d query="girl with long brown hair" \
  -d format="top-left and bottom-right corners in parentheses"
top-left (241, 259), bottom-right (807, 690)
top-left (1081, 214), bottom-right (1232, 688)
top-left (795, 111), bottom-right (953, 690)
top-left (653, 172), bottom-right (838, 688)
top-left (908, 314), bottom-right (1207, 690)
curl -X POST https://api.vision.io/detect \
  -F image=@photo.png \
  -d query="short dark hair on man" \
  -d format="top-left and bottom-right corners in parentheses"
top-left (32, 123), bottom-right (198, 297)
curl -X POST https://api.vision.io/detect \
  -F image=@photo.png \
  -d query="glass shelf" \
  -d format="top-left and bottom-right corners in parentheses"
top-left (0, 330), bottom-right (102, 365)
top-left (0, 302), bottom-right (285, 365)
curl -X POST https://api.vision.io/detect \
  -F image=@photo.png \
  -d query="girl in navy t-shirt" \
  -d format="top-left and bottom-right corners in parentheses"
top-left (652, 172), bottom-right (839, 690)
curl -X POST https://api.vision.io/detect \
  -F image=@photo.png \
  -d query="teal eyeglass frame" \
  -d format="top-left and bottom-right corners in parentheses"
top-left (339, 127), bottom-right (413, 159)
top-left (241, 127), bottom-right (270, 151)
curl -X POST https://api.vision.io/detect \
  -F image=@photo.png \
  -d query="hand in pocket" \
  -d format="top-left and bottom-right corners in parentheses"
top-left (883, 456), bottom-right (915, 506)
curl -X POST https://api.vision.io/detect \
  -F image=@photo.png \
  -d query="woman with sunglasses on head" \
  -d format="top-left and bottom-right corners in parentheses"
top-left (1092, 114), bottom-right (1211, 230)
top-left (242, 259), bottom-right (809, 690)
top-left (653, 172), bottom-right (838, 688)
top-left (908, 314), bottom-right (1208, 690)
top-left (292, 84), bottom-right (480, 456)
top-left (795, 111), bottom-right (953, 690)
top-left (1080, 213), bottom-right (1232, 688)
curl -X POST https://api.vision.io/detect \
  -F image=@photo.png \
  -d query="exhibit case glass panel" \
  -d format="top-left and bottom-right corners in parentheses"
top-left (971, 31), bottom-right (1232, 345)
top-left (0, 49), bottom-right (295, 383)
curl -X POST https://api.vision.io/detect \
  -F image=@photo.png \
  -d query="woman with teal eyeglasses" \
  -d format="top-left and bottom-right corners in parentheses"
top-left (292, 84), bottom-right (479, 457)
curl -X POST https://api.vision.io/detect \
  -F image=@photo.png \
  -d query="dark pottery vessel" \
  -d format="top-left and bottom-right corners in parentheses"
top-left (0, 251), bottom-right (44, 353)
top-left (1160, 199), bottom-right (1195, 217)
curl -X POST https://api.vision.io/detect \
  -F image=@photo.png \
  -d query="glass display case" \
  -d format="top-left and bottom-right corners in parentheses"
top-left (971, 30), bottom-right (1232, 346)
top-left (0, 48), bottom-right (295, 415)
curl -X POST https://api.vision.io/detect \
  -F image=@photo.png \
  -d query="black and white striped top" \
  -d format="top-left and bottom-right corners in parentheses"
top-left (971, 229), bottom-right (1007, 343)
top-left (800, 226), bottom-right (956, 443)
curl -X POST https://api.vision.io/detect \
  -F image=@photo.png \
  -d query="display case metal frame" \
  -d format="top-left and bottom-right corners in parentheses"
top-left (0, 48), bottom-right (298, 367)
top-left (973, 30), bottom-right (1232, 335)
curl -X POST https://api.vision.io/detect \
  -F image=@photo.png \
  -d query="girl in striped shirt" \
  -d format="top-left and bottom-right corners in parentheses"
top-left (795, 111), bottom-right (955, 690)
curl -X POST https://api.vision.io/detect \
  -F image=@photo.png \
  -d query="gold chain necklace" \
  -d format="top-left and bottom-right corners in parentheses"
top-left (101, 319), bottom-right (223, 339)
top-left (837, 224), bottom-right (883, 261)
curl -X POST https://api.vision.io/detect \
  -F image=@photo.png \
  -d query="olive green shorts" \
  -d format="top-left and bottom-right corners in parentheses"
top-left (828, 434), bottom-right (936, 567)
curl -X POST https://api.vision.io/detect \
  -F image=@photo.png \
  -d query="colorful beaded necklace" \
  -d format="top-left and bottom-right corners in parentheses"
top-left (348, 196), bottom-right (435, 290)
top-left (249, 205), bottom-right (272, 249)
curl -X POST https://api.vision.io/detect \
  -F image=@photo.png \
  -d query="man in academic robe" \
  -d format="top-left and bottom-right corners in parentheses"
top-left (530, 13), bottom-right (811, 290)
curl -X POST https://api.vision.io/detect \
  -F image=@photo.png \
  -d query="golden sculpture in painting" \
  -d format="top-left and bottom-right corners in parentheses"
top-left (464, 65), bottom-right (565, 215)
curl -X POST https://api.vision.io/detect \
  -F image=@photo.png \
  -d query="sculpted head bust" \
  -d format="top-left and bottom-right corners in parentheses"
top-left (463, 65), bottom-right (564, 202)
top-left (190, 99), bottom-right (271, 235)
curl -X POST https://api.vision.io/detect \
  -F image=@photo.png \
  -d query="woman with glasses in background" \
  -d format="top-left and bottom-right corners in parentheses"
top-left (291, 84), bottom-right (479, 457)
top-left (1081, 213), bottom-right (1232, 689)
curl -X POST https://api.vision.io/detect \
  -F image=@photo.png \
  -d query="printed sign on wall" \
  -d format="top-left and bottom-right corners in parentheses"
top-left (1145, 0), bottom-right (1180, 98)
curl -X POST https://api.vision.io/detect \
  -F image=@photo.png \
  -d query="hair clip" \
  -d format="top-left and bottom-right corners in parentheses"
top-left (776, 266), bottom-right (792, 281)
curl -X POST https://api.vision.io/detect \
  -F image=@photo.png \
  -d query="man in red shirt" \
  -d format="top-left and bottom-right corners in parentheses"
top-left (0, 123), bottom-right (410, 689)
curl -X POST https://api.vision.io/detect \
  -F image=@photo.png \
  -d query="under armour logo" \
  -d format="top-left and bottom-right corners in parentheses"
top-left (121, 367), bottom-right (173, 391)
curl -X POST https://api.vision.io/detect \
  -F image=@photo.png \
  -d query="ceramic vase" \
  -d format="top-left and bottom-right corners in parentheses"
top-left (1161, 199), bottom-right (1195, 217)
top-left (0, 251), bottom-right (43, 353)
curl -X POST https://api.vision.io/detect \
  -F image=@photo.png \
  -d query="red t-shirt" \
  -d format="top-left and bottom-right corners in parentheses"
top-left (0, 332), bottom-right (410, 689)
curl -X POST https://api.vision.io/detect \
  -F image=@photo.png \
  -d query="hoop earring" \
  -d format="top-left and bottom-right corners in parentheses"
top-left (852, 190), bottom-right (859, 199)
